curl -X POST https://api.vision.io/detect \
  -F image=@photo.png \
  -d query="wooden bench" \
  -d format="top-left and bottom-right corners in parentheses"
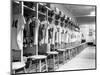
top-left (46, 51), bottom-right (59, 71)
top-left (12, 62), bottom-right (26, 74)
top-left (29, 55), bottom-right (48, 72)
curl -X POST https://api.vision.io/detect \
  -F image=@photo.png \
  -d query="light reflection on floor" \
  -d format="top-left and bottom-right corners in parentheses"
top-left (56, 46), bottom-right (96, 71)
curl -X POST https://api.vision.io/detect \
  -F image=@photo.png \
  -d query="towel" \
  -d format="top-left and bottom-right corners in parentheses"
top-left (12, 14), bottom-right (26, 50)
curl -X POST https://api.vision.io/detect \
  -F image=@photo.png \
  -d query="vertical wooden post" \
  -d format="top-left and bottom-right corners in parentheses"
top-left (21, 1), bottom-right (24, 16)
top-left (21, 1), bottom-right (23, 62)
top-left (53, 14), bottom-right (56, 51)
top-left (46, 9), bottom-right (48, 43)
top-left (46, 9), bottom-right (50, 52)
top-left (36, 3), bottom-right (38, 55)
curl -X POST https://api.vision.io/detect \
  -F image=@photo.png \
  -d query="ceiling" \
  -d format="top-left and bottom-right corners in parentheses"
top-left (63, 4), bottom-right (96, 25)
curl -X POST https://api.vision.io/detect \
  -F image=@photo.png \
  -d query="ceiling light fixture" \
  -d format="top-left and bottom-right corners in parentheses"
top-left (89, 11), bottom-right (95, 16)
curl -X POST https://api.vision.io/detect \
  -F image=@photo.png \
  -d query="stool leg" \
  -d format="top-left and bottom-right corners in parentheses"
top-left (71, 49), bottom-right (73, 58)
top-left (71, 49), bottom-right (73, 59)
top-left (57, 54), bottom-right (59, 68)
top-left (24, 67), bottom-right (27, 73)
top-left (68, 50), bottom-right (70, 60)
top-left (72, 49), bottom-right (74, 57)
top-left (39, 60), bottom-right (41, 72)
top-left (63, 52), bottom-right (65, 64)
top-left (65, 51), bottom-right (67, 62)
top-left (70, 50), bottom-right (71, 59)
top-left (36, 60), bottom-right (38, 72)
top-left (12, 70), bottom-right (15, 74)
top-left (53, 55), bottom-right (55, 71)
top-left (29, 60), bottom-right (32, 72)
top-left (64, 51), bottom-right (66, 62)
top-left (45, 58), bottom-right (48, 72)
top-left (71, 49), bottom-right (72, 58)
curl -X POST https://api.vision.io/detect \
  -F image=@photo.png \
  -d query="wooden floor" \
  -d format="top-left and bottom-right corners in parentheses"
top-left (56, 46), bottom-right (96, 71)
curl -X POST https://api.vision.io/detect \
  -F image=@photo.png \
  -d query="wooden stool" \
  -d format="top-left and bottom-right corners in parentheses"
top-left (74, 47), bottom-right (78, 56)
top-left (71, 48), bottom-right (74, 58)
top-left (65, 49), bottom-right (70, 60)
top-left (72, 46), bottom-right (78, 58)
top-left (76, 46), bottom-right (79, 55)
top-left (29, 55), bottom-right (48, 72)
top-left (72, 46), bottom-right (77, 58)
top-left (66, 47), bottom-right (73, 60)
top-left (70, 47), bottom-right (73, 59)
top-left (65, 49), bottom-right (70, 62)
top-left (12, 62), bottom-right (26, 74)
top-left (56, 49), bottom-right (66, 64)
top-left (47, 51), bottom-right (59, 71)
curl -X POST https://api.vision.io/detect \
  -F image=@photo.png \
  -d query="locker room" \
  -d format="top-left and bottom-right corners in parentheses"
top-left (11, 0), bottom-right (96, 74)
